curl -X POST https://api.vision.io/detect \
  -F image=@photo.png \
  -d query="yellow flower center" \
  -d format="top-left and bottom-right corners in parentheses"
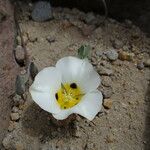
top-left (55, 83), bottom-right (83, 109)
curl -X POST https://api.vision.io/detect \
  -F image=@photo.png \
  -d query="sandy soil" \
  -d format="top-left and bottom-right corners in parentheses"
top-left (0, 0), bottom-right (19, 147)
top-left (1, 3), bottom-right (150, 150)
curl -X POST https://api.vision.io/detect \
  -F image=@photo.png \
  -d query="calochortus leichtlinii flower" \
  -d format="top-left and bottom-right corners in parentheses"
top-left (29, 56), bottom-right (103, 121)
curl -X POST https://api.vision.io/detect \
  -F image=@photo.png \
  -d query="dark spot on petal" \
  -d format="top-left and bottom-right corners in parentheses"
top-left (55, 93), bottom-right (58, 100)
top-left (76, 98), bottom-right (79, 100)
top-left (70, 83), bottom-right (77, 89)
top-left (64, 106), bottom-right (67, 109)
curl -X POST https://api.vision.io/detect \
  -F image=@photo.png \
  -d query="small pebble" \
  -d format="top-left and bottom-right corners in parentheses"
top-left (22, 34), bottom-right (28, 44)
top-left (28, 34), bottom-right (37, 42)
top-left (103, 99), bottom-right (113, 109)
top-left (119, 51), bottom-right (135, 61)
top-left (46, 36), bottom-right (55, 43)
top-left (10, 113), bottom-right (20, 121)
top-left (100, 61), bottom-right (112, 68)
top-left (96, 50), bottom-right (103, 57)
top-left (2, 135), bottom-right (12, 149)
top-left (20, 69), bottom-right (26, 75)
top-left (76, 115), bottom-right (81, 122)
top-left (122, 45), bottom-right (131, 51)
top-left (16, 36), bottom-right (21, 45)
top-left (13, 95), bottom-right (24, 106)
top-left (12, 106), bottom-right (19, 113)
top-left (14, 45), bottom-right (24, 61)
top-left (8, 122), bottom-right (18, 132)
top-left (32, 1), bottom-right (53, 22)
top-left (106, 134), bottom-right (115, 143)
top-left (101, 86), bottom-right (113, 98)
top-left (137, 61), bottom-right (144, 70)
top-left (144, 59), bottom-right (150, 67)
top-left (86, 142), bottom-right (97, 150)
top-left (84, 12), bottom-right (96, 24)
top-left (15, 142), bottom-right (24, 150)
top-left (113, 39), bottom-right (123, 49)
top-left (74, 127), bottom-right (82, 138)
top-left (61, 20), bottom-right (72, 29)
top-left (105, 49), bottom-right (118, 61)
top-left (81, 25), bottom-right (95, 36)
top-left (51, 131), bottom-right (58, 137)
top-left (98, 66), bottom-right (113, 76)
top-left (101, 76), bottom-right (112, 87)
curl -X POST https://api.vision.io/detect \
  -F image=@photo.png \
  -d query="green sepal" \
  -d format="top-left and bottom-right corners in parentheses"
top-left (78, 45), bottom-right (91, 59)
top-left (29, 62), bottom-right (38, 80)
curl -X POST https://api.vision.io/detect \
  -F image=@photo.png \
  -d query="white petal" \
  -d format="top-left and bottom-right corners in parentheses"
top-left (30, 89), bottom-right (61, 114)
top-left (52, 90), bottom-right (103, 120)
top-left (29, 67), bottom-right (62, 113)
top-left (52, 109), bottom-right (72, 120)
top-left (74, 90), bottom-right (103, 120)
top-left (56, 56), bottom-right (101, 93)
top-left (56, 56), bottom-right (82, 83)
top-left (78, 62), bottom-right (101, 93)
top-left (31, 67), bottom-right (62, 93)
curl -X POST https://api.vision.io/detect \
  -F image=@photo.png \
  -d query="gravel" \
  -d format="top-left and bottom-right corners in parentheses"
top-left (31, 1), bottom-right (53, 22)
top-left (105, 49), bottom-right (118, 61)
top-left (2, 135), bottom-right (12, 149)
top-left (10, 113), bottom-right (20, 121)
top-left (137, 61), bottom-right (144, 70)
top-left (98, 66), bottom-right (113, 76)
top-left (101, 76), bottom-right (112, 87)
top-left (2, 4), bottom-right (150, 150)
top-left (100, 86), bottom-right (113, 98)
top-left (144, 59), bottom-right (150, 67)
top-left (118, 51), bottom-right (135, 61)
top-left (14, 46), bottom-right (25, 61)
top-left (103, 98), bottom-right (113, 109)
top-left (12, 106), bottom-right (19, 113)
top-left (84, 12), bottom-right (96, 24)
top-left (113, 39), bottom-right (123, 49)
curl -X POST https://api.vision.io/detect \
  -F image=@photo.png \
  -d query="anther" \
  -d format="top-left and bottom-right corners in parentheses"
top-left (70, 83), bottom-right (77, 89)
top-left (55, 93), bottom-right (58, 100)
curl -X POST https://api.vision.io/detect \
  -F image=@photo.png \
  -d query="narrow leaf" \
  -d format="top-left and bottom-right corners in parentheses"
top-left (30, 62), bottom-right (38, 80)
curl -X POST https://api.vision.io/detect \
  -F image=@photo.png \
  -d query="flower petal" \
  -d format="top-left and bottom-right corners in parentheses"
top-left (31, 67), bottom-right (62, 93)
top-left (52, 108), bottom-right (72, 120)
top-left (30, 89), bottom-right (61, 114)
top-left (29, 67), bottom-right (62, 113)
top-left (52, 90), bottom-right (102, 120)
top-left (74, 90), bottom-right (103, 120)
top-left (56, 56), bottom-right (101, 93)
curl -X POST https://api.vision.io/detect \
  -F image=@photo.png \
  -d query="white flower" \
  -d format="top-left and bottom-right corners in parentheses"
top-left (29, 56), bottom-right (103, 121)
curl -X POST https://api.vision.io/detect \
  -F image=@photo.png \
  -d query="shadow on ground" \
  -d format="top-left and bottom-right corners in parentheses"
top-left (21, 103), bottom-right (76, 143)
top-left (144, 81), bottom-right (150, 150)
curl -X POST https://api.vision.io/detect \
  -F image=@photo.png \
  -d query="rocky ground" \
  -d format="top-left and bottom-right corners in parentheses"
top-left (1, 1), bottom-right (150, 150)
top-left (0, 0), bottom-right (19, 147)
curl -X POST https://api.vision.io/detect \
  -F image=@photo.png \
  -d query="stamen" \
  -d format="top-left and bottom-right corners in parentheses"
top-left (56, 83), bottom-right (83, 109)
top-left (61, 83), bottom-right (68, 94)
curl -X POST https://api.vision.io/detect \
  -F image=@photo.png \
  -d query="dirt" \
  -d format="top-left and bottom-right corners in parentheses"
top-left (0, 0), bottom-right (19, 148)
top-left (1, 2), bottom-right (150, 150)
